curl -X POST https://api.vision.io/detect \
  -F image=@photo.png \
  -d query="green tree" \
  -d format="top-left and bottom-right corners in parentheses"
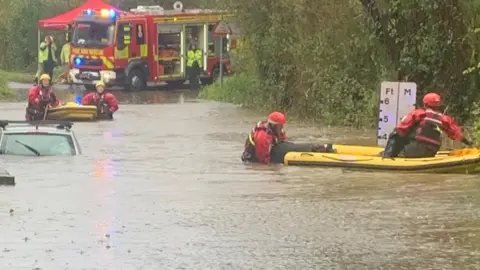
top-left (202, 0), bottom-right (480, 126)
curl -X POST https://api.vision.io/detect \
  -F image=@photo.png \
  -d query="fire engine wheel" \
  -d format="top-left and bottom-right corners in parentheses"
top-left (126, 69), bottom-right (146, 92)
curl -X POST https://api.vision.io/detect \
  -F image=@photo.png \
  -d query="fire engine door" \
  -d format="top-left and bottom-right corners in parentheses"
top-left (131, 20), bottom-right (148, 60)
top-left (114, 21), bottom-right (147, 67)
top-left (114, 22), bottom-right (131, 66)
top-left (157, 24), bottom-right (184, 78)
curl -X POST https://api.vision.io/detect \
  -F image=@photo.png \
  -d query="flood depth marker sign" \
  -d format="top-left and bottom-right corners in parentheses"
top-left (377, 81), bottom-right (417, 147)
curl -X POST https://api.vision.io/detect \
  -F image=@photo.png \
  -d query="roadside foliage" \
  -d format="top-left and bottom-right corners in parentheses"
top-left (202, 0), bottom-right (480, 132)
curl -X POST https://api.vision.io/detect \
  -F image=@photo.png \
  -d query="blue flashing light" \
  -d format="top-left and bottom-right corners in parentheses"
top-left (74, 57), bottom-right (83, 66)
top-left (109, 9), bottom-right (117, 19)
top-left (74, 96), bottom-right (82, 105)
top-left (85, 9), bottom-right (93, 16)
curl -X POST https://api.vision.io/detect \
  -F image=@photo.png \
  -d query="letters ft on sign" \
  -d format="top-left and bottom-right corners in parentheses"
top-left (377, 82), bottom-right (417, 147)
top-left (384, 87), bottom-right (412, 96)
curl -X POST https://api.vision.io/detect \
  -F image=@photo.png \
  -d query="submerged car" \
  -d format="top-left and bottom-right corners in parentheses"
top-left (0, 120), bottom-right (81, 156)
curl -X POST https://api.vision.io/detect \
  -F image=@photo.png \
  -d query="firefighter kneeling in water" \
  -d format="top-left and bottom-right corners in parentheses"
top-left (26, 74), bottom-right (60, 120)
top-left (241, 111), bottom-right (334, 164)
top-left (382, 92), bottom-right (473, 158)
top-left (81, 81), bottom-right (119, 119)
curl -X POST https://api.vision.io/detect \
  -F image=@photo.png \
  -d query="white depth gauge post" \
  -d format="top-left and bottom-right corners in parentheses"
top-left (377, 81), bottom-right (417, 147)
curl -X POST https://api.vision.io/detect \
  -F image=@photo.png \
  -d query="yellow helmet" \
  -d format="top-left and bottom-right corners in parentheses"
top-left (95, 81), bottom-right (105, 88)
top-left (39, 74), bottom-right (50, 81)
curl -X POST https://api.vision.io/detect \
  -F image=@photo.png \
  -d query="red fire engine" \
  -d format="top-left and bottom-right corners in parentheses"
top-left (68, 2), bottom-right (236, 91)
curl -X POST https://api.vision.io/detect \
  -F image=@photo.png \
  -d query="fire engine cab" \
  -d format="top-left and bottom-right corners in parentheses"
top-left (69, 2), bottom-right (236, 91)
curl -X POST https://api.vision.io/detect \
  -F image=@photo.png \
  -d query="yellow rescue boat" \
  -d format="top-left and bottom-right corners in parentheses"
top-left (45, 102), bottom-right (98, 121)
top-left (328, 144), bottom-right (451, 156)
top-left (284, 145), bottom-right (480, 174)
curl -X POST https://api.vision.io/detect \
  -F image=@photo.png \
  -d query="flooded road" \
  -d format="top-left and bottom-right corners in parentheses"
top-left (0, 89), bottom-right (480, 269)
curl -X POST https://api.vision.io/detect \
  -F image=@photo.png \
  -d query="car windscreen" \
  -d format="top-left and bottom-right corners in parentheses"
top-left (1, 133), bottom-right (76, 156)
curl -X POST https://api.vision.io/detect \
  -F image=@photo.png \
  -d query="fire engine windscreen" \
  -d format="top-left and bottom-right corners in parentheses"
top-left (72, 22), bottom-right (115, 47)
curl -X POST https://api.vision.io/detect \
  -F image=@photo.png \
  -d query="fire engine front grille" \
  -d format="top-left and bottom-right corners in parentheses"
top-left (76, 70), bottom-right (101, 81)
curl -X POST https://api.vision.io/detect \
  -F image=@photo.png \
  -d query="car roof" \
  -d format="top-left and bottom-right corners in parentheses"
top-left (0, 120), bottom-right (74, 135)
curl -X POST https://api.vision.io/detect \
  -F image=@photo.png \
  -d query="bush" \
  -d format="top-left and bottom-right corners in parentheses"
top-left (199, 74), bottom-right (261, 105)
top-left (201, 0), bottom-right (480, 127)
top-left (201, 0), bottom-right (391, 127)
top-left (470, 101), bottom-right (480, 143)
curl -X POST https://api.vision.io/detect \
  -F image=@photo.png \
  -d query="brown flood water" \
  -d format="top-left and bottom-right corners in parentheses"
top-left (0, 88), bottom-right (479, 269)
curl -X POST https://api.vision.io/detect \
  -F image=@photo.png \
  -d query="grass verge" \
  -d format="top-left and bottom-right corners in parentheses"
top-left (0, 69), bottom-right (33, 83)
top-left (0, 66), bottom-right (67, 84)
top-left (0, 73), bottom-right (16, 100)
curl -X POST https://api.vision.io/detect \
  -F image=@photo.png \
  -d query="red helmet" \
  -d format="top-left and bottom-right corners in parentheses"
top-left (267, 111), bottom-right (286, 125)
top-left (423, 92), bottom-right (441, 107)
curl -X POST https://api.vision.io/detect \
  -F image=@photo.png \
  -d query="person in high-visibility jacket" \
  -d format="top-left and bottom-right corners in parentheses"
top-left (58, 26), bottom-right (71, 83)
top-left (35, 36), bottom-right (57, 84)
top-left (60, 40), bottom-right (70, 65)
top-left (186, 44), bottom-right (203, 87)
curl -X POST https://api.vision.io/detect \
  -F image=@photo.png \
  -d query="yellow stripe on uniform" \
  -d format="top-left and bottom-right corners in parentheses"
top-left (248, 134), bottom-right (255, 146)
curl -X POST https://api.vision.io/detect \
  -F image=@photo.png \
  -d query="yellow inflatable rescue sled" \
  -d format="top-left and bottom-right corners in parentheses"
top-left (284, 144), bottom-right (480, 174)
top-left (323, 144), bottom-right (451, 157)
top-left (45, 102), bottom-right (98, 121)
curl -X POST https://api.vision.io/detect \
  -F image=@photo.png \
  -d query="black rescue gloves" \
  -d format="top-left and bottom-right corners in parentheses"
top-left (461, 138), bottom-right (474, 146)
top-left (382, 131), bottom-right (408, 158)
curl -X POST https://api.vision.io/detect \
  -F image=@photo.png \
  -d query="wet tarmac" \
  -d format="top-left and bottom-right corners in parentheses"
top-left (0, 87), bottom-right (479, 269)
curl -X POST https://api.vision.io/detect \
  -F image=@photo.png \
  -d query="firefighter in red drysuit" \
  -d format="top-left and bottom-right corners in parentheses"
top-left (26, 73), bottom-right (60, 120)
top-left (81, 81), bottom-right (118, 119)
top-left (241, 111), bottom-right (288, 164)
top-left (383, 92), bottom-right (473, 158)
top-left (241, 112), bottom-right (334, 164)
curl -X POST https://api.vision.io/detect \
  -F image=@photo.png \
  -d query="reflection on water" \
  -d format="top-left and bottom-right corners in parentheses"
top-left (93, 158), bottom-right (116, 179)
top-left (0, 90), bottom-right (479, 269)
